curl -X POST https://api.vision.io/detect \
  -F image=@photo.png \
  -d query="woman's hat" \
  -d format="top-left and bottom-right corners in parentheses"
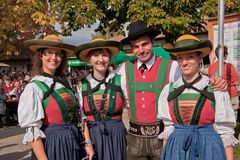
top-left (163, 34), bottom-right (212, 58)
top-left (75, 38), bottom-right (120, 62)
top-left (24, 34), bottom-right (77, 56)
top-left (121, 21), bottom-right (159, 45)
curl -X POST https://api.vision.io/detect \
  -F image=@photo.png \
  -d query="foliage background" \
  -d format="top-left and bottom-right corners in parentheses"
top-left (0, 0), bottom-right (239, 56)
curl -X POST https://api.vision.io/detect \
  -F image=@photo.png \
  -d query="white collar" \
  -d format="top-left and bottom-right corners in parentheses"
top-left (86, 70), bottom-right (115, 83)
top-left (173, 74), bottom-right (210, 90)
top-left (137, 54), bottom-right (156, 70)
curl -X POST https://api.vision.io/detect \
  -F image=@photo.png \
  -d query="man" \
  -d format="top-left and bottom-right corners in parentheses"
top-left (116, 21), bottom-right (227, 160)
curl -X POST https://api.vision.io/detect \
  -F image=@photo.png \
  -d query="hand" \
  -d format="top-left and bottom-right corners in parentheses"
top-left (84, 144), bottom-right (95, 160)
top-left (210, 76), bottom-right (227, 91)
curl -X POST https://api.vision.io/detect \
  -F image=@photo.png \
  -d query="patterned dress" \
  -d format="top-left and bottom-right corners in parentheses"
top-left (157, 75), bottom-right (238, 160)
top-left (79, 71), bottom-right (127, 160)
top-left (18, 75), bottom-right (83, 160)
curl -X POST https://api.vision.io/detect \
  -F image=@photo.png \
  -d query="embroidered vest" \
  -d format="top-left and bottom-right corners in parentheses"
top-left (82, 74), bottom-right (124, 121)
top-left (168, 83), bottom-right (216, 125)
top-left (126, 56), bottom-right (172, 122)
top-left (31, 80), bottom-right (77, 125)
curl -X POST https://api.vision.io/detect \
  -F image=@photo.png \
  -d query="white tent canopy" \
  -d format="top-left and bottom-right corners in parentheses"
top-left (0, 62), bottom-right (10, 67)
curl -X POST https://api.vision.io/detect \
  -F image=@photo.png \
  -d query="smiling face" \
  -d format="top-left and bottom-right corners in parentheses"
top-left (41, 48), bottom-right (63, 75)
top-left (130, 35), bottom-right (154, 63)
top-left (88, 48), bottom-right (111, 75)
top-left (176, 52), bottom-right (202, 80)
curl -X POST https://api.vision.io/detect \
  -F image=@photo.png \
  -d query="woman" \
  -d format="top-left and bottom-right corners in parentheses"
top-left (18, 34), bottom-right (94, 160)
top-left (158, 35), bottom-right (238, 160)
top-left (208, 45), bottom-right (239, 117)
top-left (75, 38), bottom-right (127, 160)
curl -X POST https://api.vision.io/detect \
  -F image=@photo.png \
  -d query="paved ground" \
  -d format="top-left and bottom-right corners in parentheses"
top-left (0, 125), bottom-right (31, 160)
top-left (0, 108), bottom-right (129, 160)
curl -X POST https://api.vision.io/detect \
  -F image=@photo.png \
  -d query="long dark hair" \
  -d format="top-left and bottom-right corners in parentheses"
top-left (31, 48), bottom-right (68, 78)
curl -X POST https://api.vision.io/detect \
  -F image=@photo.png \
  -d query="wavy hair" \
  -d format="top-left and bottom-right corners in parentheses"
top-left (31, 48), bottom-right (68, 78)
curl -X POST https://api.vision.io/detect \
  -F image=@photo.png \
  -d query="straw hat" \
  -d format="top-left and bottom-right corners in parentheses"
top-left (75, 38), bottom-right (120, 62)
top-left (24, 34), bottom-right (77, 56)
top-left (163, 34), bottom-right (212, 58)
top-left (121, 21), bottom-right (158, 45)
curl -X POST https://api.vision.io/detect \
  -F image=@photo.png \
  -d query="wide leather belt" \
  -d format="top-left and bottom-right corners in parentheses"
top-left (128, 120), bottom-right (164, 137)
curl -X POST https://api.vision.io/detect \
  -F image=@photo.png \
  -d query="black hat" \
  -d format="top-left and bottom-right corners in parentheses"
top-left (121, 21), bottom-right (158, 45)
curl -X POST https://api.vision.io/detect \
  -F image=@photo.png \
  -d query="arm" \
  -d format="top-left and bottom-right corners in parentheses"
top-left (214, 91), bottom-right (238, 160)
top-left (208, 62), bottom-right (228, 91)
top-left (116, 63), bottom-right (130, 109)
top-left (210, 76), bottom-right (228, 91)
top-left (18, 83), bottom-right (46, 144)
top-left (169, 61), bottom-right (182, 83)
top-left (225, 147), bottom-right (234, 160)
top-left (83, 123), bottom-right (95, 160)
top-left (157, 84), bottom-right (174, 146)
top-left (77, 82), bottom-right (95, 160)
top-left (31, 138), bottom-right (48, 160)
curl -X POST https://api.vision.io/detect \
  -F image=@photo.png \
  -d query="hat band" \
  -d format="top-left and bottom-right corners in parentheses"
top-left (175, 39), bottom-right (200, 48)
top-left (44, 38), bottom-right (62, 43)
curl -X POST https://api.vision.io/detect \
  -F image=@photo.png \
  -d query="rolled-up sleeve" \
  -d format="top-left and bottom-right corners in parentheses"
top-left (157, 84), bottom-right (174, 140)
top-left (18, 83), bottom-right (46, 144)
top-left (214, 91), bottom-right (239, 147)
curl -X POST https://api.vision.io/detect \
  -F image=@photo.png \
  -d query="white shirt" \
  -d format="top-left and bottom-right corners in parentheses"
top-left (157, 75), bottom-right (238, 147)
top-left (116, 55), bottom-right (182, 109)
top-left (18, 75), bottom-right (68, 144)
top-left (78, 71), bottom-right (128, 109)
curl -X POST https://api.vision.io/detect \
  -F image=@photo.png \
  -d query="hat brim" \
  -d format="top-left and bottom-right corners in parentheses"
top-left (25, 40), bottom-right (77, 56)
top-left (164, 40), bottom-right (212, 58)
top-left (121, 29), bottom-right (158, 45)
top-left (75, 41), bottom-right (120, 62)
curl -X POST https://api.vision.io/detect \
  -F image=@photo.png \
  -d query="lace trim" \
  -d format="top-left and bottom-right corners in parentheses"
top-left (22, 126), bottom-right (46, 145)
top-left (221, 135), bottom-right (239, 147)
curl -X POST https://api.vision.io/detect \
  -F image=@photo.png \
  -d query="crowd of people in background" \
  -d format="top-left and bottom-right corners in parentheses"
top-left (0, 21), bottom-right (239, 160)
top-left (0, 71), bottom-right (31, 128)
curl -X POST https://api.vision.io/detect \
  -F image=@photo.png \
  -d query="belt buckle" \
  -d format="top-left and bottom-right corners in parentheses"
top-left (140, 125), bottom-right (160, 136)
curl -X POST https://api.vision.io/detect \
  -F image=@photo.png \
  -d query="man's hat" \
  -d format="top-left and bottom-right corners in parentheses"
top-left (24, 34), bottom-right (77, 56)
top-left (75, 38), bottom-right (120, 62)
top-left (163, 34), bottom-right (212, 58)
top-left (121, 21), bottom-right (158, 45)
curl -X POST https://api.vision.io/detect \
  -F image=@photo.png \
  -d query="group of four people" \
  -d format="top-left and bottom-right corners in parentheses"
top-left (18, 21), bottom-right (238, 160)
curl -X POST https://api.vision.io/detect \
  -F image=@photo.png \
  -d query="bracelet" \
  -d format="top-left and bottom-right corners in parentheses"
top-left (84, 140), bottom-right (92, 145)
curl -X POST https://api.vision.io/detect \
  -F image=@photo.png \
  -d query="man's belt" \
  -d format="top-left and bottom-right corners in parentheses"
top-left (128, 120), bottom-right (164, 137)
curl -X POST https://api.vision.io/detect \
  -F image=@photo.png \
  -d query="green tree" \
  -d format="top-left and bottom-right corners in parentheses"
top-left (94, 0), bottom-right (240, 42)
top-left (1, 0), bottom-right (239, 55)
top-left (0, 0), bottom-right (104, 56)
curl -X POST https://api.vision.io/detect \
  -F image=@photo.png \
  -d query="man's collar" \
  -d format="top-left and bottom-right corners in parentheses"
top-left (137, 54), bottom-right (156, 70)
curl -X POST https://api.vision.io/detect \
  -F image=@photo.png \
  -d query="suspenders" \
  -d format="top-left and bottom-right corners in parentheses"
top-left (169, 82), bottom-right (216, 125)
top-left (82, 74), bottom-right (123, 121)
top-left (31, 80), bottom-right (77, 123)
top-left (126, 57), bottom-right (171, 120)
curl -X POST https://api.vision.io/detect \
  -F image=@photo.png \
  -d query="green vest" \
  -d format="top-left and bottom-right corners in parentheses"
top-left (126, 57), bottom-right (171, 120)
